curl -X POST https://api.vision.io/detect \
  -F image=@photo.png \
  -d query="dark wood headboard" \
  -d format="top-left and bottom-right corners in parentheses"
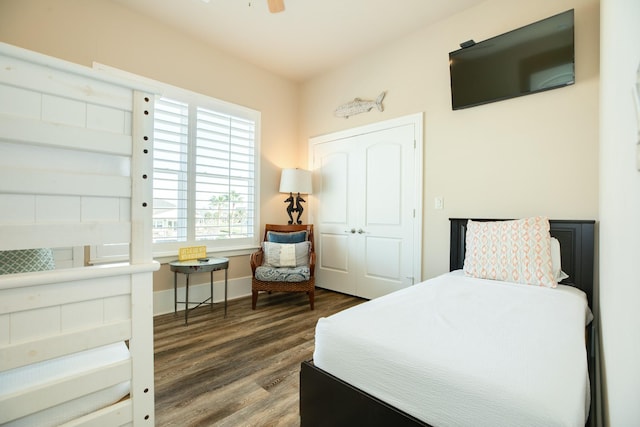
top-left (449, 218), bottom-right (595, 308)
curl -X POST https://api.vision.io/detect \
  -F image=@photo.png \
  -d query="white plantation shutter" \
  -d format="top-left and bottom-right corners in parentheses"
top-left (152, 96), bottom-right (258, 252)
top-left (195, 107), bottom-right (255, 241)
top-left (88, 64), bottom-right (260, 263)
top-left (153, 97), bottom-right (189, 243)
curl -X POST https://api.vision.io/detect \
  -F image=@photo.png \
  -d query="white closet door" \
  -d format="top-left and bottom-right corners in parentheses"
top-left (310, 114), bottom-right (422, 299)
top-left (312, 139), bottom-right (359, 296)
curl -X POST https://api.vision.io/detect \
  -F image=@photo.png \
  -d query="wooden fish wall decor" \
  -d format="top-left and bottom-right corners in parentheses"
top-left (334, 91), bottom-right (386, 118)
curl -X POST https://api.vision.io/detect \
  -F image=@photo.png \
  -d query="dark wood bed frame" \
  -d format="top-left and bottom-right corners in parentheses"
top-left (300, 218), bottom-right (596, 427)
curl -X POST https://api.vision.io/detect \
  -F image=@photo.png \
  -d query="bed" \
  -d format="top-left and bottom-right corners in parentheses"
top-left (0, 42), bottom-right (159, 425)
top-left (300, 218), bottom-right (595, 427)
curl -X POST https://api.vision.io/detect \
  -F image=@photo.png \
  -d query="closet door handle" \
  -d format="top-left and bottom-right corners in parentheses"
top-left (357, 228), bottom-right (365, 234)
top-left (344, 228), bottom-right (356, 234)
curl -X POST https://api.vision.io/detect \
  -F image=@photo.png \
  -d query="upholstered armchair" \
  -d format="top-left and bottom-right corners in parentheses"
top-left (250, 224), bottom-right (315, 310)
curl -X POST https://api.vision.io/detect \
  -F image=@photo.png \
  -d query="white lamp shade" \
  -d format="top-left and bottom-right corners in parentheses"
top-left (279, 168), bottom-right (312, 194)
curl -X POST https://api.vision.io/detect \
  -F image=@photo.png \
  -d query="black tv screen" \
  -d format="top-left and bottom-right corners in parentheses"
top-left (449, 9), bottom-right (575, 110)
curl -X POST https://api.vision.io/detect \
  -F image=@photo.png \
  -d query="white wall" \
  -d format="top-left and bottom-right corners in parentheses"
top-left (599, 0), bottom-right (640, 425)
top-left (300, 0), bottom-right (600, 280)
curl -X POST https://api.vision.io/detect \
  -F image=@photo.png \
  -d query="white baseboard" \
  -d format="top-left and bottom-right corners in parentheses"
top-left (153, 275), bottom-right (252, 316)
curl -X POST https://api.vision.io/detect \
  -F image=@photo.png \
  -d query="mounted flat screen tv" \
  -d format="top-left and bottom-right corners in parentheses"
top-left (449, 9), bottom-right (575, 110)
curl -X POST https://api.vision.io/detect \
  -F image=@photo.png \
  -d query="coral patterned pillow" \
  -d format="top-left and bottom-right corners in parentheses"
top-left (463, 217), bottom-right (556, 288)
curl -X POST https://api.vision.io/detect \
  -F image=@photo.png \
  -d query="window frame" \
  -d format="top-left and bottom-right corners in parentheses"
top-left (152, 88), bottom-right (261, 258)
top-left (89, 63), bottom-right (261, 264)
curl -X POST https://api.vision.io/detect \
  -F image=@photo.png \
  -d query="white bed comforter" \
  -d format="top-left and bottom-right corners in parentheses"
top-left (313, 271), bottom-right (593, 427)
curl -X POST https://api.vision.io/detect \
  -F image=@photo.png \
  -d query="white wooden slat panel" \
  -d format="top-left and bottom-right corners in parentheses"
top-left (129, 271), bottom-right (156, 425)
top-left (0, 314), bottom-right (10, 346)
top-left (11, 306), bottom-right (61, 344)
top-left (61, 296), bottom-right (130, 331)
top-left (0, 168), bottom-right (131, 197)
top-left (120, 197), bottom-right (132, 222)
top-left (0, 115), bottom-right (132, 156)
top-left (1, 364), bottom-right (131, 425)
top-left (0, 359), bottom-right (131, 424)
top-left (61, 299), bottom-right (105, 331)
top-left (0, 140), bottom-right (131, 180)
top-left (0, 194), bottom-right (35, 223)
top-left (0, 84), bottom-right (41, 119)
top-left (42, 94), bottom-right (87, 128)
top-left (63, 399), bottom-right (132, 427)
top-left (81, 197), bottom-right (123, 222)
top-left (37, 195), bottom-right (81, 222)
top-left (103, 295), bottom-right (132, 323)
top-left (129, 91), bottom-right (157, 423)
top-left (0, 274), bottom-right (131, 315)
top-left (0, 196), bottom-right (126, 227)
top-left (0, 222), bottom-right (131, 251)
top-left (0, 320), bottom-right (131, 371)
top-left (0, 262), bottom-right (158, 291)
top-left (124, 110), bottom-right (133, 139)
top-left (0, 52), bottom-right (134, 111)
top-left (87, 103), bottom-right (128, 134)
top-left (130, 91), bottom-right (155, 265)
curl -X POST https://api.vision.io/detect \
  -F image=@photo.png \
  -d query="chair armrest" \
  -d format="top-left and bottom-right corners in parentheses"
top-left (250, 249), bottom-right (264, 273)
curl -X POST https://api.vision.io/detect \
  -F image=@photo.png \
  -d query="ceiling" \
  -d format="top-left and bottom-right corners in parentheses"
top-left (110, 0), bottom-right (486, 82)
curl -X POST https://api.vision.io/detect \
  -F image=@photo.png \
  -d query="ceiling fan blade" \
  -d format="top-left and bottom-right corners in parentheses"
top-left (267, 0), bottom-right (285, 13)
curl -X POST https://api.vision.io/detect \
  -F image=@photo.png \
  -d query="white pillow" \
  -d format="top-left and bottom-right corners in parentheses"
top-left (463, 217), bottom-right (556, 288)
top-left (550, 237), bottom-right (569, 282)
top-left (263, 241), bottom-right (310, 267)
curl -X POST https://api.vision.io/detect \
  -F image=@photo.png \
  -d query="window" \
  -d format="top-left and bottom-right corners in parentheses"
top-left (152, 92), bottom-right (260, 256)
top-left (88, 63), bottom-right (260, 262)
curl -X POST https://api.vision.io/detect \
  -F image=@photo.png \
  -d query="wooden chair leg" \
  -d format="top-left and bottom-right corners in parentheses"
top-left (308, 290), bottom-right (314, 310)
top-left (252, 290), bottom-right (258, 310)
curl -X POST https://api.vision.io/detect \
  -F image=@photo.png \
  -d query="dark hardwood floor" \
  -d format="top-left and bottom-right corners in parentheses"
top-left (154, 288), bottom-right (364, 426)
